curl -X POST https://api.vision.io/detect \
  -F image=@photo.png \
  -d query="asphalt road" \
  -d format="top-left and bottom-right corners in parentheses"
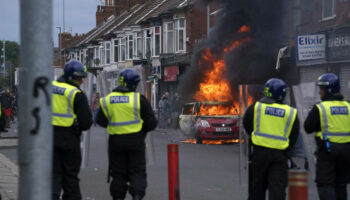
top-left (79, 127), bottom-right (246, 200)
top-left (2, 125), bottom-right (350, 199)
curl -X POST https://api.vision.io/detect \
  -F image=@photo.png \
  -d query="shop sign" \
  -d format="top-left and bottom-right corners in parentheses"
top-left (296, 34), bottom-right (326, 64)
top-left (328, 31), bottom-right (350, 62)
top-left (164, 66), bottom-right (179, 82)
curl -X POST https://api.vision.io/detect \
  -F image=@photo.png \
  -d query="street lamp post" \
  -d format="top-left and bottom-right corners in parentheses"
top-left (56, 27), bottom-right (62, 67)
top-left (2, 40), bottom-right (5, 79)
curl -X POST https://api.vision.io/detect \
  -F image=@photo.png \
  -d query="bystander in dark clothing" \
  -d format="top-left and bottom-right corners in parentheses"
top-left (171, 93), bottom-right (181, 129)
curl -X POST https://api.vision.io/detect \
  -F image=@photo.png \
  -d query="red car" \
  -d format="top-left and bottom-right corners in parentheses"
top-left (179, 102), bottom-right (240, 144)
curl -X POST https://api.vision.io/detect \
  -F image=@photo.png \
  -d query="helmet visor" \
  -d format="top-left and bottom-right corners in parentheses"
top-left (73, 71), bottom-right (88, 78)
top-left (316, 81), bottom-right (329, 86)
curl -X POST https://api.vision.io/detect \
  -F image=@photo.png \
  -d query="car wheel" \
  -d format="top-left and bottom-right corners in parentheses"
top-left (196, 133), bottom-right (203, 144)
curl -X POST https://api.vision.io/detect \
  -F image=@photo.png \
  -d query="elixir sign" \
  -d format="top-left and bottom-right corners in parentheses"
top-left (296, 34), bottom-right (326, 62)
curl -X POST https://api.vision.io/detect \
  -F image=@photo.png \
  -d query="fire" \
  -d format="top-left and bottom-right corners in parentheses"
top-left (194, 25), bottom-right (252, 116)
top-left (238, 25), bottom-right (251, 33)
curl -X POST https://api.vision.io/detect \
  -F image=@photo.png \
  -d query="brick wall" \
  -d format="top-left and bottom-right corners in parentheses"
top-left (96, 5), bottom-right (117, 26)
top-left (187, 1), bottom-right (217, 53)
top-left (115, 0), bottom-right (145, 15)
top-left (299, 0), bottom-right (350, 34)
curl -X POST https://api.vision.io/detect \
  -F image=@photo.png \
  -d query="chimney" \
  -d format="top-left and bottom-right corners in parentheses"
top-left (115, 0), bottom-right (146, 16)
top-left (96, 2), bottom-right (117, 26)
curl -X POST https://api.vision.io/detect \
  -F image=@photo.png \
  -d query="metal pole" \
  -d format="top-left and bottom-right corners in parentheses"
top-left (3, 40), bottom-right (5, 79)
top-left (56, 27), bottom-right (62, 67)
top-left (19, 0), bottom-right (53, 199)
top-left (168, 144), bottom-right (180, 200)
top-left (63, 0), bottom-right (65, 32)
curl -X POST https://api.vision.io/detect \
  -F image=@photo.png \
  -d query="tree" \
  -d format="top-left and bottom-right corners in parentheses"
top-left (0, 40), bottom-right (20, 91)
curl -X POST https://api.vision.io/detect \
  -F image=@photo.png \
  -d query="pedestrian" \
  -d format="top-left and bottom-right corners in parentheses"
top-left (304, 73), bottom-right (350, 200)
top-left (92, 92), bottom-right (100, 126)
top-left (96, 69), bottom-right (157, 200)
top-left (243, 78), bottom-right (299, 200)
top-left (1, 90), bottom-right (12, 128)
top-left (52, 60), bottom-right (93, 200)
top-left (162, 92), bottom-right (171, 128)
top-left (171, 92), bottom-right (181, 129)
top-left (0, 91), bottom-right (7, 133)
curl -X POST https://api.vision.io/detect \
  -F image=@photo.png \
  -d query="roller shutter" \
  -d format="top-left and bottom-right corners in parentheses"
top-left (340, 65), bottom-right (350, 101)
top-left (300, 66), bottom-right (327, 83)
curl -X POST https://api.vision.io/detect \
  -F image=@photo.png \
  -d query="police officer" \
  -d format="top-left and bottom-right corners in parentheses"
top-left (52, 60), bottom-right (93, 200)
top-left (243, 78), bottom-right (300, 200)
top-left (96, 69), bottom-right (157, 200)
top-left (304, 73), bottom-right (350, 200)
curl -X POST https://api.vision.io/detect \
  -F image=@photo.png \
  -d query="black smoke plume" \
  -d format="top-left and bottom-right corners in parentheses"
top-left (179, 0), bottom-right (286, 103)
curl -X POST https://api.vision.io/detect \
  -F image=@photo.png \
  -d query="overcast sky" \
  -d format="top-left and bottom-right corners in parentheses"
top-left (0, 0), bottom-right (99, 47)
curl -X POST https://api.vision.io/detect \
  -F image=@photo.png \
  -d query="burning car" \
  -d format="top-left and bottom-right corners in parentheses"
top-left (179, 101), bottom-right (240, 144)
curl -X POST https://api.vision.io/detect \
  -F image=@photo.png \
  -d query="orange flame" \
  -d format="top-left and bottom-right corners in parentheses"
top-left (194, 26), bottom-right (252, 116)
top-left (238, 25), bottom-right (251, 33)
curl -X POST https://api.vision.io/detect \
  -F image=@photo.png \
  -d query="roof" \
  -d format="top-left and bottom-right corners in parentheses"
top-left (70, 0), bottom-right (191, 49)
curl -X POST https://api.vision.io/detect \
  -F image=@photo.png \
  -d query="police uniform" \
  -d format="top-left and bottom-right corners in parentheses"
top-left (96, 86), bottom-right (157, 200)
top-left (243, 97), bottom-right (300, 200)
top-left (52, 78), bottom-right (93, 200)
top-left (304, 94), bottom-right (350, 200)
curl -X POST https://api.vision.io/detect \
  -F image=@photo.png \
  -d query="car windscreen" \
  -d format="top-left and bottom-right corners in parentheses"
top-left (182, 104), bottom-right (194, 115)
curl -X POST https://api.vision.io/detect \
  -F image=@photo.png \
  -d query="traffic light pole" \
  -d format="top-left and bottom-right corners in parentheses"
top-left (19, 0), bottom-right (53, 199)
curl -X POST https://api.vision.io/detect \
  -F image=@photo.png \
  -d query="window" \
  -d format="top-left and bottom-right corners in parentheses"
top-left (114, 40), bottom-right (119, 62)
top-left (143, 29), bottom-right (152, 58)
top-left (77, 51), bottom-right (80, 61)
top-left (164, 22), bottom-right (174, 53)
top-left (106, 42), bottom-right (111, 64)
top-left (152, 26), bottom-right (161, 56)
top-left (175, 19), bottom-right (186, 52)
top-left (80, 50), bottom-right (84, 64)
top-left (120, 37), bottom-right (126, 62)
top-left (127, 34), bottom-right (134, 60)
top-left (135, 32), bottom-right (142, 58)
top-left (100, 45), bottom-right (105, 65)
top-left (322, 0), bottom-right (335, 20)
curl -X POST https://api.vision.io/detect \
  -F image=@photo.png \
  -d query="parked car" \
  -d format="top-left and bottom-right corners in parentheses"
top-left (179, 101), bottom-right (240, 144)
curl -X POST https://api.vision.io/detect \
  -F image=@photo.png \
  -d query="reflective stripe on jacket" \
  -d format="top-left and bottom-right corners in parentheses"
top-left (52, 81), bottom-right (80, 127)
top-left (252, 102), bottom-right (297, 150)
top-left (100, 92), bottom-right (143, 135)
top-left (316, 101), bottom-right (350, 143)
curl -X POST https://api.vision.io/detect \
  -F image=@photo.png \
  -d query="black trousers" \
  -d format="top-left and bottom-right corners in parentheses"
top-left (52, 131), bottom-right (82, 200)
top-left (249, 146), bottom-right (288, 200)
top-left (109, 133), bottom-right (147, 199)
top-left (315, 142), bottom-right (350, 200)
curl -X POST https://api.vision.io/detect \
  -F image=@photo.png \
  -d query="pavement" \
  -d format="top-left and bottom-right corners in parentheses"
top-left (0, 122), bottom-right (19, 200)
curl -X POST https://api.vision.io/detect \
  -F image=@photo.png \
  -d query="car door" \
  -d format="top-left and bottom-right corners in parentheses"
top-left (179, 103), bottom-right (195, 135)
